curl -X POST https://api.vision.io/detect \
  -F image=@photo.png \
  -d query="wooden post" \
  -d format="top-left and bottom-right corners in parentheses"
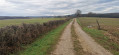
top-left (96, 19), bottom-right (101, 30)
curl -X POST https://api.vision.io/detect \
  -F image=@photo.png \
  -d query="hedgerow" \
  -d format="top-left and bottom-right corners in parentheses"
top-left (0, 19), bottom-right (70, 55)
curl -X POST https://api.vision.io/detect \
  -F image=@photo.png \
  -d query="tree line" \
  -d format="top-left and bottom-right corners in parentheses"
top-left (65, 10), bottom-right (119, 18)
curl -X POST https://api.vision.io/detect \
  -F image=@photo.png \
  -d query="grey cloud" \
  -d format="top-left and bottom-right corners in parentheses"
top-left (0, 0), bottom-right (119, 16)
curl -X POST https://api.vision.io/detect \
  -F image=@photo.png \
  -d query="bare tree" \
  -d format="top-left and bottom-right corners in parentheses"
top-left (75, 10), bottom-right (81, 17)
top-left (88, 12), bottom-right (96, 14)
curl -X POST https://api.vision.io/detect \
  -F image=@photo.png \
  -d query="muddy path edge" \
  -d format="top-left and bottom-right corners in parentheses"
top-left (74, 18), bottom-right (113, 55)
top-left (51, 20), bottom-right (75, 55)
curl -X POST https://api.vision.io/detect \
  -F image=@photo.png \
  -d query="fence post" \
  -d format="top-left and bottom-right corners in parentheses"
top-left (96, 19), bottom-right (101, 30)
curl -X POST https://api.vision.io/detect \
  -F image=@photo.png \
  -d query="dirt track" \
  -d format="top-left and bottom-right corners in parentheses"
top-left (51, 19), bottom-right (113, 55)
top-left (73, 18), bottom-right (113, 55)
top-left (51, 21), bottom-right (75, 55)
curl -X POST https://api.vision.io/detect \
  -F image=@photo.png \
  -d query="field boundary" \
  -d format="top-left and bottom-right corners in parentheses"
top-left (16, 19), bottom-right (71, 55)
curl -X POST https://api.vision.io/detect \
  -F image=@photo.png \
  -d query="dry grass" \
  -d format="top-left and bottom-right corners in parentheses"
top-left (78, 17), bottom-right (119, 55)
top-left (78, 17), bottom-right (119, 38)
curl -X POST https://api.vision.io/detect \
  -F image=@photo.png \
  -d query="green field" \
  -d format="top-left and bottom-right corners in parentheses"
top-left (78, 17), bottom-right (119, 27)
top-left (77, 17), bottom-right (119, 55)
top-left (0, 18), bottom-right (64, 27)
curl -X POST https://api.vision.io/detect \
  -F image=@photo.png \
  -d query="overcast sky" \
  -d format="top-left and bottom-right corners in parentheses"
top-left (0, 0), bottom-right (119, 16)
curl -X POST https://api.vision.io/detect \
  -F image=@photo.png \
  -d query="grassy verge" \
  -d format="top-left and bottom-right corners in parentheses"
top-left (77, 18), bottom-right (119, 55)
top-left (14, 20), bottom-right (71, 55)
top-left (71, 20), bottom-right (84, 55)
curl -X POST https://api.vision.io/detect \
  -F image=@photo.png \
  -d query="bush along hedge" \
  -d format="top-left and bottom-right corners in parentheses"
top-left (0, 19), bottom-right (70, 55)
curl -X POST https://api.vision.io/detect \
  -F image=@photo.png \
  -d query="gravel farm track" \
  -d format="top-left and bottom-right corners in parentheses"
top-left (51, 18), bottom-right (113, 55)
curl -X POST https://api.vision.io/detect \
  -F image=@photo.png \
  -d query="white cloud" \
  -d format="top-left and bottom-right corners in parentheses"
top-left (0, 0), bottom-right (118, 16)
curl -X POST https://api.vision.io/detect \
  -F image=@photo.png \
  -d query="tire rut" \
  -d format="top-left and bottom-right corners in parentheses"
top-left (51, 20), bottom-right (75, 55)
top-left (73, 18), bottom-right (113, 55)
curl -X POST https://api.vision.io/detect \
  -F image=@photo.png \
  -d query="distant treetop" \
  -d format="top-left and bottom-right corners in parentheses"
top-left (75, 10), bottom-right (81, 17)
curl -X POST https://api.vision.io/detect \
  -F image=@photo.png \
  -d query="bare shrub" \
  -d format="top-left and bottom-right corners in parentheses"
top-left (0, 19), bottom-right (70, 55)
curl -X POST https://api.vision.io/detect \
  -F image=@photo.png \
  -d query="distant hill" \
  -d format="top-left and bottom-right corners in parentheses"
top-left (0, 16), bottom-right (64, 20)
top-left (0, 16), bottom-right (31, 20)
top-left (1, 13), bottom-right (119, 20)
top-left (81, 13), bottom-right (119, 18)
